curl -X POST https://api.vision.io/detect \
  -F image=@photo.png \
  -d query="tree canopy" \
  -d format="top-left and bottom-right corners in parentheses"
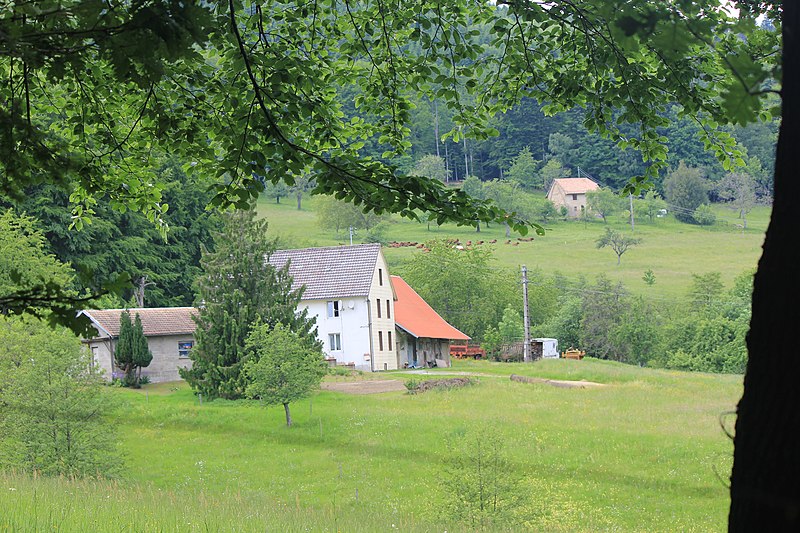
top-left (399, 240), bottom-right (518, 340)
top-left (1, 1), bottom-right (775, 234)
top-left (0, 316), bottom-right (119, 477)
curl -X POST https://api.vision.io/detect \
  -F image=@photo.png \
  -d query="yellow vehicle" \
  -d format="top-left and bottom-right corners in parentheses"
top-left (561, 348), bottom-right (585, 360)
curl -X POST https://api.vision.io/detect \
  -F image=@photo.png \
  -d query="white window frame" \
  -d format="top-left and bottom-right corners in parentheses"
top-left (327, 300), bottom-right (341, 318)
top-left (328, 333), bottom-right (342, 351)
top-left (178, 341), bottom-right (194, 358)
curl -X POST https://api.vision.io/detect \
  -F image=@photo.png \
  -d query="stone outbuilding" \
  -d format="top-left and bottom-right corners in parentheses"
top-left (79, 307), bottom-right (196, 383)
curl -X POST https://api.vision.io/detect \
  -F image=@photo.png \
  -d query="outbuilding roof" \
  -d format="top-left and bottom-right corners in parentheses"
top-left (269, 243), bottom-right (385, 300)
top-left (549, 177), bottom-right (600, 195)
top-left (80, 307), bottom-right (198, 338)
top-left (391, 276), bottom-right (470, 341)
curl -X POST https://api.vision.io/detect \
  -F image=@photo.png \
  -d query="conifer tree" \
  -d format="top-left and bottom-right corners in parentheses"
top-left (181, 208), bottom-right (315, 400)
top-left (132, 313), bottom-right (153, 383)
top-left (115, 311), bottom-right (153, 387)
top-left (114, 310), bottom-right (136, 385)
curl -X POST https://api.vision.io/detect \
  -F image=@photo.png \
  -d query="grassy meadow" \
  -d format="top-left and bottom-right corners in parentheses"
top-left (258, 194), bottom-right (768, 300)
top-left (1, 359), bottom-right (741, 531)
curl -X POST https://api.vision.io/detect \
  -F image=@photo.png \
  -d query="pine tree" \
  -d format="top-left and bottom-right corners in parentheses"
top-left (181, 208), bottom-right (315, 400)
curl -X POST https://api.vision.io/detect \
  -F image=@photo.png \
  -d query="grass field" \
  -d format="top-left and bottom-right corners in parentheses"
top-left (1, 359), bottom-right (741, 531)
top-left (257, 194), bottom-right (768, 300)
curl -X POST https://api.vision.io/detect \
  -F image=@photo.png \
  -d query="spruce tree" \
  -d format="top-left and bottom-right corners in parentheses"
top-left (132, 313), bottom-right (153, 383)
top-left (181, 208), bottom-right (315, 400)
top-left (114, 310), bottom-right (135, 385)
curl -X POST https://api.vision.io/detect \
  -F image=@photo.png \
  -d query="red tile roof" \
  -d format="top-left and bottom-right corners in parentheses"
top-left (269, 243), bottom-right (383, 300)
top-left (551, 177), bottom-right (600, 195)
top-left (81, 308), bottom-right (197, 338)
top-left (391, 276), bottom-right (469, 341)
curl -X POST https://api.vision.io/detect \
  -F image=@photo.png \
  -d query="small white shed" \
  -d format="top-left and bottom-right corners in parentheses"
top-left (532, 338), bottom-right (559, 359)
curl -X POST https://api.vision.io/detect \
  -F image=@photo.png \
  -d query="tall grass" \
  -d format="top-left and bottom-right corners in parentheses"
top-left (0, 471), bottom-right (437, 532)
top-left (1, 359), bottom-right (741, 531)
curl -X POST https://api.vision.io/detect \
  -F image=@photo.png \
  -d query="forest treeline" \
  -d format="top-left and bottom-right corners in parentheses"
top-left (357, 97), bottom-right (778, 199)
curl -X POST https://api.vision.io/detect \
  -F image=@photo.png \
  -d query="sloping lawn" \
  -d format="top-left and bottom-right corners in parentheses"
top-left (2, 359), bottom-right (741, 531)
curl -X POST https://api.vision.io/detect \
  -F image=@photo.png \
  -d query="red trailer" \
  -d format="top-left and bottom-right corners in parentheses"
top-left (450, 342), bottom-right (486, 359)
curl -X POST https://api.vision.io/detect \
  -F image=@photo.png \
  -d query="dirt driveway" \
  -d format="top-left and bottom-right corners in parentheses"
top-left (321, 373), bottom-right (604, 394)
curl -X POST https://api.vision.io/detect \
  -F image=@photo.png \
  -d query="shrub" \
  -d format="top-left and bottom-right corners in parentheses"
top-left (694, 204), bottom-right (717, 225)
top-left (0, 317), bottom-right (119, 477)
top-left (440, 428), bottom-right (522, 528)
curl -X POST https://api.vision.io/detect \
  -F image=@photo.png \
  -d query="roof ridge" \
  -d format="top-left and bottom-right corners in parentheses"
top-left (274, 242), bottom-right (380, 254)
top-left (85, 306), bottom-right (197, 312)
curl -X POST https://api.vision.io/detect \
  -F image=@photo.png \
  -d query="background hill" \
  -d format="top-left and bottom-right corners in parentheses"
top-left (257, 193), bottom-right (768, 300)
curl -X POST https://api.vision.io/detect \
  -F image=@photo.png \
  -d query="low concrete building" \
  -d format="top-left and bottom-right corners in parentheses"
top-left (391, 275), bottom-right (470, 368)
top-left (546, 177), bottom-right (600, 218)
top-left (80, 307), bottom-right (196, 382)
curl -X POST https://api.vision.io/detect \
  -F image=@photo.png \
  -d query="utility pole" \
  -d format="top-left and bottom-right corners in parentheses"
top-left (522, 265), bottom-right (531, 363)
top-left (629, 193), bottom-right (635, 232)
top-left (434, 101), bottom-right (440, 159)
top-left (349, 226), bottom-right (354, 245)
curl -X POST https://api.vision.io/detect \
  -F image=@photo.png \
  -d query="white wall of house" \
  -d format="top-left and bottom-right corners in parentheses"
top-left (86, 332), bottom-right (194, 383)
top-left (86, 336), bottom-right (115, 379)
top-left (303, 298), bottom-right (373, 371)
top-left (301, 251), bottom-right (398, 371)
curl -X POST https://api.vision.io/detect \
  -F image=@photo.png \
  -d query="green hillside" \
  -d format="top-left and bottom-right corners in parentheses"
top-left (257, 194), bottom-right (768, 300)
top-left (1, 359), bottom-right (741, 531)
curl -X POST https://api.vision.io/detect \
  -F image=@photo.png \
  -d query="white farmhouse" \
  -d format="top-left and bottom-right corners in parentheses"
top-left (270, 243), bottom-right (398, 371)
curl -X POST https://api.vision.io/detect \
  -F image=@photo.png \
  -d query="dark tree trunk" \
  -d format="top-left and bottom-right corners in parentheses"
top-left (729, 5), bottom-right (800, 530)
top-left (296, 192), bottom-right (302, 210)
top-left (284, 402), bottom-right (292, 427)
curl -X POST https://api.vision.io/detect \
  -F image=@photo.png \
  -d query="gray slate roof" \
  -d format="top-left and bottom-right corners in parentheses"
top-left (269, 243), bottom-right (381, 300)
